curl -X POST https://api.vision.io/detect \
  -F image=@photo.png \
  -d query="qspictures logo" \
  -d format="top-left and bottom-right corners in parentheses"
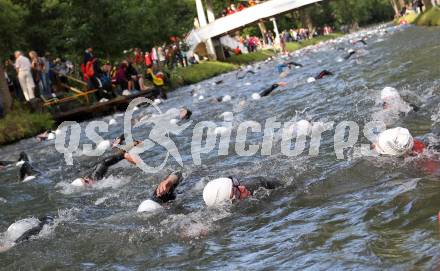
top-left (55, 98), bottom-right (386, 173)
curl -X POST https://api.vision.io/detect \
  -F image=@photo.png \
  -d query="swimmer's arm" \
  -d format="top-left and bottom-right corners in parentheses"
top-left (124, 153), bottom-right (138, 165)
top-left (155, 173), bottom-right (182, 197)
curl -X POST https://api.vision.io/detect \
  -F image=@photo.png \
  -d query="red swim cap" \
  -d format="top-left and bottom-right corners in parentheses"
top-left (413, 139), bottom-right (426, 154)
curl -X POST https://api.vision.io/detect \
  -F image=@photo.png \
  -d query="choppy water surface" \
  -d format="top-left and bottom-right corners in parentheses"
top-left (1, 25), bottom-right (440, 270)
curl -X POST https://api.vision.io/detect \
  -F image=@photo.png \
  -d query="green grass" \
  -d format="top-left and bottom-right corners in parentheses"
top-left (414, 7), bottom-right (440, 26)
top-left (394, 7), bottom-right (440, 26)
top-left (286, 33), bottom-right (344, 52)
top-left (170, 61), bottom-right (237, 87)
top-left (226, 49), bottom-right (277, 65)
top-left (0, 105), bottom-right (54, 145)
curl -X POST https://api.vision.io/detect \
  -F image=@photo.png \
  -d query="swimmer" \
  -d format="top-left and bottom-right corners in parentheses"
top-left (380, 87), bottom-right (419, 112)
top-left (372, 127), bottom-right (426, 157)
top-left (276, 62), bottom-right (303, 74)
top-left (1, 215), bottom-right (54, 251)
top-left (211, 95), bottom-right (232, 103)
top-left (203, 177), bottom-right (280, 207)
top-left (355, 39), bottom-right (367, 46)
top-left (19, 160), bottom-right (39, 182)
top-left (344, 50), bottom-right (356, 60)
top-left (214, 80), bottom-right (224, 85)
top-left (315, 70), bottom-right (333, 80)
top-left (236, 70), bottom-right (256, 80)
top-left (36, 131), bottom-right (55, 141)
top-left (137, 171), bottom-right (183, 213)
top-left (72, 135), bottom-right (139, 186)
top-left (258, 82), bottom-right (288, 97)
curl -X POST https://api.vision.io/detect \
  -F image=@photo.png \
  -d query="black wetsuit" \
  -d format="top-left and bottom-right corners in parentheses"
top-left (84, 150), bottom-right (125, 181)
top-left (14, 216), bottom-right (54, 243)
top-left (151, 171), bottom-right (183, 204)
top-left (259, 84), bottom-right (280, 97)
top-left (236, 70), bottom-right (256, 80)
top-left (315, 70), bottom-right (333, 80)
top-left (233, 176), bottom-right (281, 195)
top-left (344, 51), bottom-right (356, 60)
top-left (19, 162), bottom-right (39, 181)
top-left (287, 61), bottom-right (303, 68)
top-left (356, 39), bottom-right (367, 45)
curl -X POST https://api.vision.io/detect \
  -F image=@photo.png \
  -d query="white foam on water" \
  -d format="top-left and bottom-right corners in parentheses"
top-left (95, 196), bottom-right (109, 206)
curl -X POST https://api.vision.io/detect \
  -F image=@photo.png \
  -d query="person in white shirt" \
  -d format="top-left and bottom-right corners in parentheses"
top-left (14, 51), bottom-right (35, 101)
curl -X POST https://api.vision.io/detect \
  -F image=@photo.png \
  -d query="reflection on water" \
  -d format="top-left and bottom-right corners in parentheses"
top-left (0, 24), bottom-right (440, 270)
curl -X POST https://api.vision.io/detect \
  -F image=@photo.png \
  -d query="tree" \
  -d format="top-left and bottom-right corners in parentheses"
top-left (0, 0), bottom-right (25, 114)
top-left (423, 0), bottom-right (433, 9)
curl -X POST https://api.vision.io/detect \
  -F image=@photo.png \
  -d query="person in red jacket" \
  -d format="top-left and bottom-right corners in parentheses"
top-left (144, 51), bottom-right (152, 68)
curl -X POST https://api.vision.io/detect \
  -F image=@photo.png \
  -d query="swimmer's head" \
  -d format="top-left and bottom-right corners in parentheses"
top-left (374, 127), bottom-right (414, 156)
top-left (112, 134), bottom-right (125, 148)
top-left (179, 107), bottom-right (192, 120)
top-left (203, 177), bottom-right (250, 207)
top-left (18, 152), bottom-right (29, 162)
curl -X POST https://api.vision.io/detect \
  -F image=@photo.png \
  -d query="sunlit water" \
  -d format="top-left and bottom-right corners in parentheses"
top-left (1, 25), bottom-right (440, 270)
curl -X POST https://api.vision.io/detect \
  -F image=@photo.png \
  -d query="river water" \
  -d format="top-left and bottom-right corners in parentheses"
top-left (0, 25), bottom-right (440, 270)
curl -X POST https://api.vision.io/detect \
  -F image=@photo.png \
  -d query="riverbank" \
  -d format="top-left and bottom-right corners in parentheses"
top-left (0, 105), bottom-right (54, 145)
top-left (396, 7), bottom-right (440, 26)
top-left (170, 33), bottom-right (343, 88)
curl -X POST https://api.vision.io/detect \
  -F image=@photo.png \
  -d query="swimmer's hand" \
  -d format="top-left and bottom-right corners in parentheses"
top-left (277, 82), bottom-right (288, 87)
top-left (156, 179), bottom-right (173, 197)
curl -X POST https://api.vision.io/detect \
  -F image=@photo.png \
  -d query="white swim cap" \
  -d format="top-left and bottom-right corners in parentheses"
top-left (214, 126), bottom-right (229, 135)
top-left (153, 98), bottom-right (162, 105)
top-left (219, 112), bottom-right (233, 121)
top-left (203, 178), bottom-right (233, 207)
top-left (109, 119), bottom-right (117, 126)
top-left (122, 90), bottom-right (131, 96)
top-left (133, 106), bottom-right (139, 111)
top-left (307, 77), bottom-right (316, 83)
top-left (137, 199), bottom-right (163, 213)
top-left (47, 133), bottom-right (55, 140)
top-left (222, 95), bottom-right (232, 102)
top-left (71, 178), bottom-right (85, 187)
top-left (296, 120), bottom-right (312, 136)
top-left (198, 95), bottom-right (204, 100)
top-left (375, 127), bottom-right (414, 156)
top-left (251, 93), bottom-right (261, 100)
top-left (7, 218), bottom-right (40, 242)
top-left (97, 140), bottom-right (110, 152)
top-left (381, 87), bottom-right (400, 100)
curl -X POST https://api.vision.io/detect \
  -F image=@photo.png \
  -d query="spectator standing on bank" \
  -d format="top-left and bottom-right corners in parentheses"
top-left (14, 51), bottom-right (35, 101)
